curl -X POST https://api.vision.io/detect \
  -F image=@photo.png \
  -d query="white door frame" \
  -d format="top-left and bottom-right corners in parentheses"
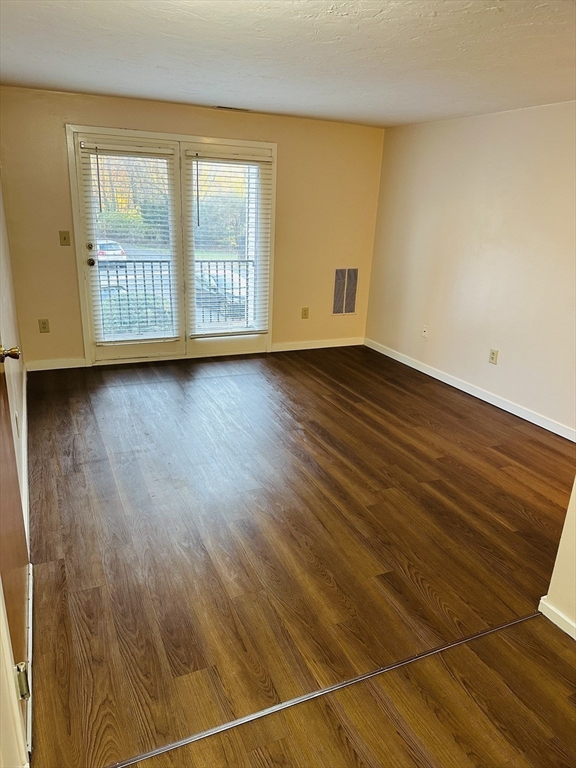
top-left (0, 583), bottom-right (29, 768)
top-left (66, 124), bottom-right (276, 366)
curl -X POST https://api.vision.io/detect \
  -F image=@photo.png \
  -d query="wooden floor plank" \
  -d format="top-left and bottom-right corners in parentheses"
top-left (28, 398), bottom-right (64, 564)
top-left (102, 545), bottom-right (186, 753)
top-left (29, 348), bottom-right (575, 767)
top-left (56, 473), bottom-right (106, 593)
top-left (68, 585), bottom-right (140, 767)
top-left (31, 560), bottom-right (84, 768)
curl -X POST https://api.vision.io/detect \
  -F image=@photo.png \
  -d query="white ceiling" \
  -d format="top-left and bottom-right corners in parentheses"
top-left (0, 0), bottom-right (574, 126)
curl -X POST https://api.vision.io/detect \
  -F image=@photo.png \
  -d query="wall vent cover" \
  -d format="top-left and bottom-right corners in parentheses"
top-left (333, 268), bottom-right (358, 314)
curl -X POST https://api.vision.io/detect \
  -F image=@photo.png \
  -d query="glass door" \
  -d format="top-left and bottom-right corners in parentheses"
top-left (182, 145), bottom-right (273, 356)
top-left (75, 135), bottom-right (185, 361)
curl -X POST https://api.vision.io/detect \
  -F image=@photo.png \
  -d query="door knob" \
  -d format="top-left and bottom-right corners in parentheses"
top-left (0, 346), bottom-right (21, 363)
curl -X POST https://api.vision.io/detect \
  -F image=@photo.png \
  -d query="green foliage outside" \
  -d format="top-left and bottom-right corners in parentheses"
top-left (92, 155), bottom-right (253, 256)
top-left (96, 207), bottom-right (171, 248)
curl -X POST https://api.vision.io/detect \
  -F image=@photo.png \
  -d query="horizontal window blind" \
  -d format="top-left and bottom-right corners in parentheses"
top-left (184, 154), bottom-right (273, 338)
top-left (78, 145), bottom-right (180, 343)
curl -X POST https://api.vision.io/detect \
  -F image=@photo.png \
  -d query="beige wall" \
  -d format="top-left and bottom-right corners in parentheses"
top-left (0, 86), bottom-right (384, 364)
top-left (541, 480), bottom-right (576, 638)
top-left (366, 102), bottom-right (576, 433)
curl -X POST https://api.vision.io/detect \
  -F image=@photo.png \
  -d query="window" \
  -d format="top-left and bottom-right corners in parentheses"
top-left (183, 149), bottom-right (273, 338)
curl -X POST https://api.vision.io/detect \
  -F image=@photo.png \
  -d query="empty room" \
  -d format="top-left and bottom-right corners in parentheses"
top-left (0, 1), bottom-right (575, 766)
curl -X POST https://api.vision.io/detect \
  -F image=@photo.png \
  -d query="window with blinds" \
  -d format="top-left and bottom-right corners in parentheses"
top-left (72, 128), bottom-right (275, 359)
top-left (183, 150), bottom-right (273, 338)
top-left (78, 141), bottom-right (180, 343)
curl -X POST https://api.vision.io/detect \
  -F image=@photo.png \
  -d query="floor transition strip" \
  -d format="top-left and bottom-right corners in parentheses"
top-left (105, 611), bottom-right (541, 768)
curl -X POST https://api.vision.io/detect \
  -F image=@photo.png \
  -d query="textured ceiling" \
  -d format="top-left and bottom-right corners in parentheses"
top-left (0, 0), bottom-right (574, 126)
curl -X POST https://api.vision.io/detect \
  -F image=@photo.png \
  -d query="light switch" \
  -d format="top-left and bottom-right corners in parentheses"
top-left (59, 230), bottom-right (71, 246)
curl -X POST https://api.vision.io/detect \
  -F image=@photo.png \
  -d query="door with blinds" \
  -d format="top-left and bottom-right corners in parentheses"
top-left (71, 130), bottom-right (274, 362)
top-left (182, 143), bottom-right (273, 356)
top-left (74, 133), bottom-right (185, 361)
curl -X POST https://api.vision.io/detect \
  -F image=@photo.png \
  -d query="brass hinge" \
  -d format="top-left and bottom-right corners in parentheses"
top-left (15, 662), bottom-right (30, 700)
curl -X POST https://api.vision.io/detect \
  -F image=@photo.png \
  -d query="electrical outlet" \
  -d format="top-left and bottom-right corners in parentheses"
top-left (38, 318), bottom-right (50, 333)
top-left (59, 230), bottom-right (71, 246)
top-left (489, 349), bottom-right (499, 365)
top-left (301, 307), bottom-right (309, 320)
top-left (422, 325), bottom-right (428, 338)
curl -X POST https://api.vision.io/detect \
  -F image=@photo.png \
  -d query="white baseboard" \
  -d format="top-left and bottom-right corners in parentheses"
top-left (538, 597), bottom-right (576, 640)
top-left (24, 340), bottom-right (365, 370)
top-left (25, 357), bottom-right (87, 372)
top-left (25, 340), bottom-right (365, 370)
top-left (364, 339), bottom-right (576, 442)
top-left (271, 337), bottom-right (364, 353)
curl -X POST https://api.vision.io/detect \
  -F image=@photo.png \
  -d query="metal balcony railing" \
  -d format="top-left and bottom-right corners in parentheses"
top-left (194, 259), bottom-right (254, 329)
top-left (96, 258), bottom-right (254, 341)
top-left (97, 259), bottom-right (176, 340)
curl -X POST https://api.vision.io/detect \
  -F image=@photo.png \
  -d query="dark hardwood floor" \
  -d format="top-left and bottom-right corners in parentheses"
top-left (28, 347), bottom-right (575, 768)
top-left (133, 617), bottom-right (576, 768)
